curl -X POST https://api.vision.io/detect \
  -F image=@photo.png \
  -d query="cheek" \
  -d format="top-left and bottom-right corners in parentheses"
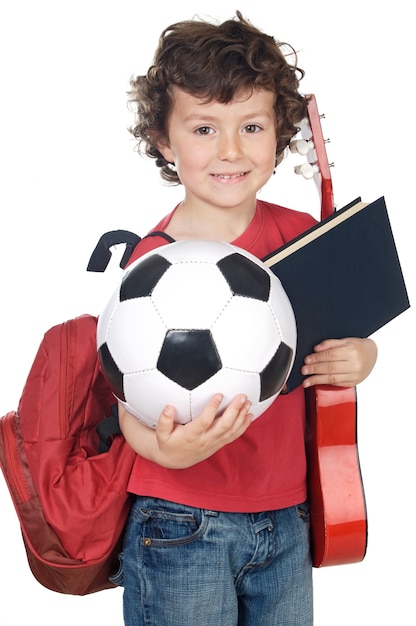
top-left (253, 135), bottom-right (277, 164)
top-left (256, 145), bottom-right (277, 172)
top-left (268, 140), bottom-right (279, 170)
top-left (175, 146), bottom-right (206, 174)
top-left (173, 154), bottom-right (198, 187)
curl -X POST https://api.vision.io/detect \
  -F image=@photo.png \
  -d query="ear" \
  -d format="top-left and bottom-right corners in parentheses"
top-left (157, 141), bottom-right (174, 164)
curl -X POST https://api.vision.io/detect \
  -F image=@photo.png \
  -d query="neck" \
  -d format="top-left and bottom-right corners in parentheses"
top-left (166, 199), bottom-right (257, 242)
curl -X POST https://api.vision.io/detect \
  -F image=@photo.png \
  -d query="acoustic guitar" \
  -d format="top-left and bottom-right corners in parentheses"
top-left (290, 95), bottom-right (368, 567)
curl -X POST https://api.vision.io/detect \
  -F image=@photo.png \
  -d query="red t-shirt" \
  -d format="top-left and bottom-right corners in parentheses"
top-left (126, 199), bottom-right (317, 512)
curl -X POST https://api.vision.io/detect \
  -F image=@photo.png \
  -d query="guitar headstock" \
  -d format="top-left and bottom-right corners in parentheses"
top-left (289, 94), bottom-right (335, 221)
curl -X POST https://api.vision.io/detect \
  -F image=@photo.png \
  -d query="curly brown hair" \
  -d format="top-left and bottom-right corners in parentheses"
top-left (128, 11), bottom-right (307, 184)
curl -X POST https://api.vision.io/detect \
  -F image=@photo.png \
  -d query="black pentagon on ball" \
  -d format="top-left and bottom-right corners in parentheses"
top-left (259, 342), bottom-right (293, 401)
top-left (217, 253), bottom-right (270, 302)
top-left (157, 329), bottom-right (222, 390)
top-left (98, 342), bottom-right (126, 401)
top-left (120, 254), bottom-right (172, 301)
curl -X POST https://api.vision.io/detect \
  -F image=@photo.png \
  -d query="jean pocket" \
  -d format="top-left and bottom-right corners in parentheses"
top-left (136, 501), bottom-right (209, 547)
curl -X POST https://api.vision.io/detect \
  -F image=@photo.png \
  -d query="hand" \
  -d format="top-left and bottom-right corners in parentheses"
top-left (301, 337), bottom-right (377, 388)
top-left (118, 393), bottom-right (252, 469)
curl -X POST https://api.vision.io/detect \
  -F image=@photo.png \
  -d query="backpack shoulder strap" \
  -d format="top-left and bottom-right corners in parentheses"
top-left (87, 230), bottom-right (141, 272)
top-left (144, 231), bottom-right (175, 244)
top-left (87, 229), bottom-right (175, 272)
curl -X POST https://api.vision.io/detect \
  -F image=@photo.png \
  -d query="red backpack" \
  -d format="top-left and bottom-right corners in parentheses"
top-left (0, 230), bottom-right (173, 596)
top-left (0, 231), bottom-right (157, 596)
top-left (0, 315), bottom-right (136, 595)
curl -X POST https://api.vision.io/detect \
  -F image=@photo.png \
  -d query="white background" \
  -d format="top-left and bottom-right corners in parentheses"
top-left (0, 1), bottom-right (414, 624)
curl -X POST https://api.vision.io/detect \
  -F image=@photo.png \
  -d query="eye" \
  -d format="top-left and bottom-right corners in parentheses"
top-left (195, 126), bottom-right (214, 135)
top-left (243, 124), bottom-right (261, 133)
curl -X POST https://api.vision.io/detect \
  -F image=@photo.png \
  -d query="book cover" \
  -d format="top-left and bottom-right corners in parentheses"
top-left (263, 196), bottom-right (410, 391)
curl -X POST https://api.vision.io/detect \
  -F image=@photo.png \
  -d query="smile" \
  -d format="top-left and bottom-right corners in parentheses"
top-left (212, 172), bottom-right (247, 180)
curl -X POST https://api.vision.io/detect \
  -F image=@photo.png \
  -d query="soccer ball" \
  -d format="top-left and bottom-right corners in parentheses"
top-left (97, 240), bottom-right (296, 428)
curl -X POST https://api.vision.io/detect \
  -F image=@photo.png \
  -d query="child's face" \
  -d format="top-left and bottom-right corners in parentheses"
top-left (159, 87), bottom-right (277, 215)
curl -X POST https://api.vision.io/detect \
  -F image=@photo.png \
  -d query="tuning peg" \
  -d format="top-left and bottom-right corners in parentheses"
top-left (289, 138), bottom-right (314, 156)
top-left (294, 162), bottom-right (320, 180)
top-left (297, 117), bottom-right (309, 130)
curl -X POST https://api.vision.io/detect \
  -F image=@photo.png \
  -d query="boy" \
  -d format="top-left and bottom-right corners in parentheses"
top-left (115, 12), bottom-right (377, 625)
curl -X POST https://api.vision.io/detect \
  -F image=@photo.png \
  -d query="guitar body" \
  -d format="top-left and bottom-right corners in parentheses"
top-left (295, 96), bottom-right (368, 566)
top-left (305, 385), bottom-right (367, 567)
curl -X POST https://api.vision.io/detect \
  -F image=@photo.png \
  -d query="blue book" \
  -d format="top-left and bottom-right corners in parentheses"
top-left (263, 196), bottom-right (410, 391)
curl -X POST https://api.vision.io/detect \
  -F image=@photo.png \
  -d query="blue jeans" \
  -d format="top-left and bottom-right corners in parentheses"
top-left (112, 496), bottom-right (313, 626)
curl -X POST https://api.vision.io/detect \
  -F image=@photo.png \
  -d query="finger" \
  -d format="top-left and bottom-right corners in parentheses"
top-left (305, 338), bottom-right (352, 363)
top-left (301, 357), bottom-right (341, 377)
top-left (219, 394), bottom-right (250, 421)
top-left (311, 338), bottom-right (348, 353)
top-left (302, 371), bottom-right (356, 388)
top-left (189, 393), bottom-right (227, 434)
top-left (304, 347), bottom-right (350, 366)
top-left (211, 395), bottom-right (252, 436)
top-left (155, 404), bottom-right (177, 438)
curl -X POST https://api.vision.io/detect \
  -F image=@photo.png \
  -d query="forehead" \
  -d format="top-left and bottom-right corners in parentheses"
top-left (169, 86), bottom-right (276, 119)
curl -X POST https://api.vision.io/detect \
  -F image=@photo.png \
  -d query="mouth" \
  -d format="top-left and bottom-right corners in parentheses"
top-left (211, 172), bottom-right (248, 180)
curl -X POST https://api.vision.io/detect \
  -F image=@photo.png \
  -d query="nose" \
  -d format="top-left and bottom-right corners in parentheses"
top-left (217, 131), bottom-right (243, 161)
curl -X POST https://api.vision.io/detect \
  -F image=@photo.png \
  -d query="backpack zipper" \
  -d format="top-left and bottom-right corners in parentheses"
top-left (59, 320), bottom-right (76, 439)
top-left (0, 413), bottom-right (32, 504)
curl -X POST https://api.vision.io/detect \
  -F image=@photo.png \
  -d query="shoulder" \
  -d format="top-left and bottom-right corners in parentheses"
top-left (259, 199), bottom-right (317, 230)
top-left (257, 199), bottom-right (317, 245)
top-left (126, 212), bottom-right (176, 266)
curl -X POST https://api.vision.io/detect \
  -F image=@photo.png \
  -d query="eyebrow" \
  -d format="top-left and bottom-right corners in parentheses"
top-left (183, 110), bottom-right (273, 122)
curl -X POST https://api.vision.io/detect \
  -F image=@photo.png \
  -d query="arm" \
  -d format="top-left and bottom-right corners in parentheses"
top-left (118, 393), bottom-right (252, 469)
top-left (301, 337), bottom-right (377, 388)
